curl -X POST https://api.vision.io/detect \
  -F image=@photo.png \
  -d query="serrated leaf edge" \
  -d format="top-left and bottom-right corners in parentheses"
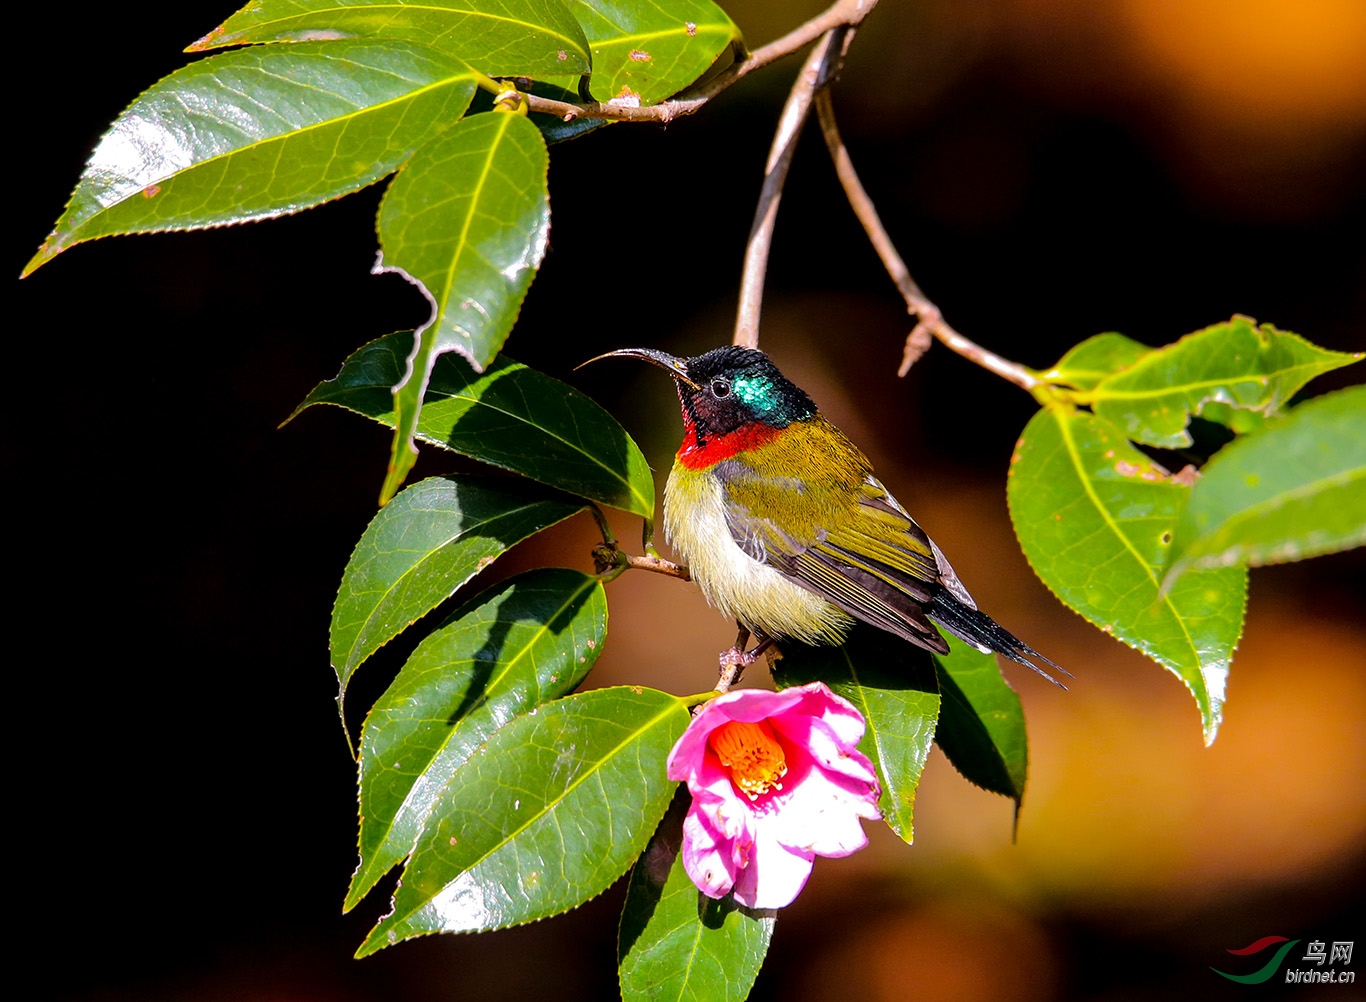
top-left (191, 2), bottom-right (593, 71)
top-left (360, 688), bottom-right (686, 952)
top-left (28, 50), bottom-right (479, 275)
top-left (292, 347), bottom-right (655, 516)
top-left (1022, 405), bottom-right (1227, 739)
top-left (333, 494), bottom-right (583, 687)
top-left (345, 572), bottom-right (605, 910)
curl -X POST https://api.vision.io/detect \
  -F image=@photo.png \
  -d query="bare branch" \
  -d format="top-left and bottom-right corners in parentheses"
top-left (623, 553), bottom-right (690, 580)
top-left (591, 541), bottom-right (690, 581)
top-left (814, 91), bottom-right (1043, 392)
top-left (521, 0), bottom-right (878, 124)
top-left (914, 317), bottom-right (1044, 392)
top-left (734, 29), bottom-right (850, 347)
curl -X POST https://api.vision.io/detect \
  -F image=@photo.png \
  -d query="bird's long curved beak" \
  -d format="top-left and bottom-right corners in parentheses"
top-left (577, 347), bottom-right (700, 390)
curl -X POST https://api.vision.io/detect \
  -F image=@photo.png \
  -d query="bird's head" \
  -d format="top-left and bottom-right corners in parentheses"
top-left (583, 346), bottom-right (817, 446)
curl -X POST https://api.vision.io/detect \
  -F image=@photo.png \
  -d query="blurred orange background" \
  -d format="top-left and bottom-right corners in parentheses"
top-left (11, 0), bottom-right (1363, 1000)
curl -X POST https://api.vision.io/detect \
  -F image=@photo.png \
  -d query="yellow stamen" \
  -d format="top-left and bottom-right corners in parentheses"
top-left (709, 719), bottom-right (788, 801)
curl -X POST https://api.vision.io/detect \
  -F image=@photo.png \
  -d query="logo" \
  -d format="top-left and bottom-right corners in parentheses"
top-left (1213, 936), bottom-right (1355, 985)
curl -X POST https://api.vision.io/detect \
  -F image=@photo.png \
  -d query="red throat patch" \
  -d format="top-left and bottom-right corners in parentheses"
top-left (676, 420), bottom-right (784, 469)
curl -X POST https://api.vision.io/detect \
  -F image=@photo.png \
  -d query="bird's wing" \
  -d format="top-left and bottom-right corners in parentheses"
top-left (857, 475), bottom-right (980, 611)
top-left (714, 424), bottom-right (955, 652)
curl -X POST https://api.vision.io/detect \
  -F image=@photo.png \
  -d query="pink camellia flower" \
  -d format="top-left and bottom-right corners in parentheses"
top-left (665, 682), bottom-right (882, 909)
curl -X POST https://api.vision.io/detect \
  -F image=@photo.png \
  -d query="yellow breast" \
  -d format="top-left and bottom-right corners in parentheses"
top-left (663, 461), bottom-right (853, 644)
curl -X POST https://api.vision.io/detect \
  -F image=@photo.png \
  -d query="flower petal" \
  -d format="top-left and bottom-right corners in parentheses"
top-left (681, 801), bottom-right (741, 900)
top-left (779, 685), bottom-right (867, 750)
top-left (667, 689), bottom-right (799, 779)
top-left (771, 712), bottom-right (880, 787)
top-left (667, 683), bottom-right (881, 909)
top-left (771, 779), bottom-right (876, 856)
top-left (732, 825), bottom-right (815, 909)
top-left (778, 684), bottom-right (866, 745)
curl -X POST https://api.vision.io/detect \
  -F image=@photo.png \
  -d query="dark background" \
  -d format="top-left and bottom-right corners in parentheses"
top-left (11, 2), bottom-right (1364, 1000)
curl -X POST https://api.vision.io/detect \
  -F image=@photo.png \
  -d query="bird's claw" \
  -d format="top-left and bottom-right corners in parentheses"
top-left (716, 646), bottom-right (755, 693)
top-left (718, 645), bottom-right (759, 671)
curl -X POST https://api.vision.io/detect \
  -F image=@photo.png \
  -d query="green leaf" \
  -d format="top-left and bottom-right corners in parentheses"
top-left (1199, 401), bottom-right (1269, 436)
top-left (376, 110), bottom-right (550, 502)
top-left (1008, 406), bottom-right (1247, 743)
top-left (1040, 332), bottom-right (1151, 392)
top-left (24, 41), bottom-right (478, 275)
top-left (191, 0), bottom-right (592, 78)
top-left (570, 0), bottom-right (741, 105)
top-left (291, 332), bottom-right (655, 516)
top-left (1165, 385), bottom-right (1366, 585)
top-left (618, 791), bottom-right (774, 1002)
top-left (932, 636), bottom-right (1027, 804)
top-left (331, 474), bottom-right (585, 694)
top-left (348, 568), bottom-right (607, 910)
top-left (774, 625), bottom-right (940, 843)
top-left (1083, 316), bottom-right (1363, 448)
top-left (357, 686), bottom-right (689, 953)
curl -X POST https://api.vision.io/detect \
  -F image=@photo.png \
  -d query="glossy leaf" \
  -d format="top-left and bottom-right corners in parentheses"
top-left (1199, 401), bottom-right (1268, 436)
top-left (1040, 332), bottom-right (1150, 392)
top-left (618, 792), bottom-right (774, 1002)
top-left (357, 686), bottom-right (689, 953)
top-left (932, 636), bottom-right (1027, 803)
top-left (775, 625), bottom-right (940, 843)
top-left (331, 474), bottom-right (585, 693)
top-left (1165, 386), bottom-right (1366, 585)
top-left (1083, 316), bottom-right (1362, 448)
top-left (570, 0), bottom-right (741, 105)
top-left (191, 0), bottom-right (592, 78)
top-left (347, 569), bottom-right (607, 910)
top-left (24, 42), bottom-right (477, 275)
top-left (292, 332), bottom-right (655, 515)
top-left (376, 110), bottom-right (550, 501)
top-left (1008, 406), bottom-right (1246, 743)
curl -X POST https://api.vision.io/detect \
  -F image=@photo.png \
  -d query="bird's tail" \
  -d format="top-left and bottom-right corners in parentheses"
top-left (927, 590), bottom-right (1071, 689)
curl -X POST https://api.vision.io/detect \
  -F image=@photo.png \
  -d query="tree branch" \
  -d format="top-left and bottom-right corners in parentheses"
top-left (591, 541), bottom-right (690, 581)
top-left (813, 91), bottom-right (1043, 392)
top-left (522, 0), bottom-right (878, 124)
top-left (624, 553), bottom-right (691, 580)
top-left (734, 29), bottom-right (851, 347)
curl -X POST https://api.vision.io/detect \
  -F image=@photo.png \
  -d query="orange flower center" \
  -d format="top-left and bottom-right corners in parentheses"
top-left (709, 719), bottom-right (788, 801)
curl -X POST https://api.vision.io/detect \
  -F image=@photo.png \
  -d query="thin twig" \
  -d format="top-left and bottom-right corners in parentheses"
top-left (624, 553), bottom-right (691, 580)
top-left (734, 28), bottom-right (850, 347)
top-left (588, 504), bottom-right (617, 546)
top-left (591, 541), bottom-right (690, 581)
top-left (813, 91), bottom-right (1043, 392)
top-left (522, 0), bottom-right (878, 124)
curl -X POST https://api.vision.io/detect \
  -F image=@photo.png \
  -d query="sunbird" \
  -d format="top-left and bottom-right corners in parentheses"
top-left (590, 345), bottom-right (1066, 685)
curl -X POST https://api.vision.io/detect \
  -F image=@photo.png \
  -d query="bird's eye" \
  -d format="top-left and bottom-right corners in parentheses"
top-left (710, 378), bottom-right (731, 398)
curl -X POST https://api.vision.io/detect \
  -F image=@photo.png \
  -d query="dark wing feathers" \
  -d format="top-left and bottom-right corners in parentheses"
top-left (716, 432), bottom-right (953, 652)
top-left (784, 546), bottom-right (948, 652)
top-left (716, 423), bottom-right (1068, 685)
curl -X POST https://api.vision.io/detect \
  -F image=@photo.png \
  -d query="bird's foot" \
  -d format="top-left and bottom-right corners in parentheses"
top-left (718, 645), bottom-right (760, 671)
top-left (716, 625), bottom-right (760, 692)
top-left (715, 631), bottom-right (774, 693)
top-left (716, 647), bottom-right (755, 693)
